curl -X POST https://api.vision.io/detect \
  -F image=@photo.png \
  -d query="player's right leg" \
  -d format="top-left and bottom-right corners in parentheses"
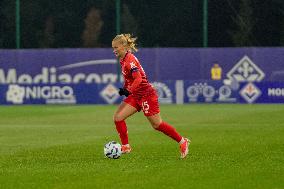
top-left (179, 137), bottom-right (190, 159)
top-left (143, 93), bottom-right (190, 159)
top-left (113, 97), bottom-right (139, 153)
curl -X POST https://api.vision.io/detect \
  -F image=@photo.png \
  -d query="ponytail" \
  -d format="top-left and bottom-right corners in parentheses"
top-left (113, 33), bottom-right (138, 52)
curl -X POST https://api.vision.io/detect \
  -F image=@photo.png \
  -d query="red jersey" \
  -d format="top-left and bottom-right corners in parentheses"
top-left (120, 52), bottom-right (155, 98)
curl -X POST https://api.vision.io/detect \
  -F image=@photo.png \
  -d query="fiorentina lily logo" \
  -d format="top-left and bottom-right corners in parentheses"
top-left (100, 84), bottom-right (120, 104)
top-left (227, 55), bottom-right (265, 82)
top-left (240, 83), bottom-right (261, 103)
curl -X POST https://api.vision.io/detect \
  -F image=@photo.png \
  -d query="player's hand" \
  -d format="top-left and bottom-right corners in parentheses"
top-left (118, 88), bottom-right (130, 97)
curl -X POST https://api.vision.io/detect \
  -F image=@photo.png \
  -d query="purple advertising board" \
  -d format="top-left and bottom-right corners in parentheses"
top-left (0, 81), bottom-right (283, 105)
top-left (0, 48), bottom-right (283, 104)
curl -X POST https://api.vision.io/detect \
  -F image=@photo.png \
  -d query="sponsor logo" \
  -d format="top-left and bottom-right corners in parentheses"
top-left (100, 84), bottom-right (120, 104)
top-left (217, 85), bottom-right (235, 102)
top-left (151, 82), bottom-right (173, 104)
top-left (0, 59), bottom-right (120, 84)
top-left (268, 88), bottom-right (284, 97)
top-left (130, 62), bottom-right (136, 69)
top-left (240, 83), bottom-right (261, 103)
top-left (227, 55), bottom-right (265, 82)
top-left (6, 84), bottom-right (75, 104)
top-left (187, 83), bottom-right (215, 102)
top-left (186, 83), bottom-right (236, 102)
top-left (6, 85), bottom-right (25, 104)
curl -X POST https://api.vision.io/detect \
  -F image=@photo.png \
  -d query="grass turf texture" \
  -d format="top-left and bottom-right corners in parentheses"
top-left (0, 104), bottom-right (283, 189)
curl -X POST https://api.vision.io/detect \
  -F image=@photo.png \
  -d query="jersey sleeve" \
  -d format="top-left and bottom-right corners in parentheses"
top-left (128, 57), bottom-right (140, 74)
top-left (129, 71), bottom-right (142, 93)
top-left (124, 55), bottom-right (143, 93)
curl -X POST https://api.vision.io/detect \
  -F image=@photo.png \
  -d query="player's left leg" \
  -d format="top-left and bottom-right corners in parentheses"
top-left (114, 96), bottom-right (140, 154)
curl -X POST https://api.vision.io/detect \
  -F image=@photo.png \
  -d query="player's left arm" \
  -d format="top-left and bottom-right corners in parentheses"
top-left (128, 70), bottom-right (142, 93)
top-left (118, 71), bottom-right (142, 96)
top-left (118, 69), bottom-right (141, 96)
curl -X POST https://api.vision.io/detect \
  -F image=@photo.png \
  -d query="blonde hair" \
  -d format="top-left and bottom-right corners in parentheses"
top-left (113, 33), bottom-right (138, 52)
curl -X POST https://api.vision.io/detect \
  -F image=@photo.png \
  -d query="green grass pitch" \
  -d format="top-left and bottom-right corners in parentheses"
top-left (0, 104), bottom-right (283, 189)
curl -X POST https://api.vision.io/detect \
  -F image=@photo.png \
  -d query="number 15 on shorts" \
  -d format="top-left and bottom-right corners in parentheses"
top-left (142, 101), bottom-right (149, 114)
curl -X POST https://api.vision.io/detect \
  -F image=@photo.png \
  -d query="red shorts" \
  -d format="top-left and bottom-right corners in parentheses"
top-left (124, 93), bottom-right (160, 116)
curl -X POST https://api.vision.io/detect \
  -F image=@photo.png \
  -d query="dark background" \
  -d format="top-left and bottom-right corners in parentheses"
top-left (0, 0), bottom-right (284, 48)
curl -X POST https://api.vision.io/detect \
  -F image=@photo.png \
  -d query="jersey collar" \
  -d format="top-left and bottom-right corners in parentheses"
top-left (120, 51), bottom-right (130, 63)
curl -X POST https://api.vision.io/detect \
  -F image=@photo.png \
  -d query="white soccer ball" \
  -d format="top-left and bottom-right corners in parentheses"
top-left (104, 141), bottom-right (122, 159)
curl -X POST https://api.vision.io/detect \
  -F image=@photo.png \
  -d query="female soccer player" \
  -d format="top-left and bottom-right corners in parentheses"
top-left (112, 34), bottom-right (190, 159)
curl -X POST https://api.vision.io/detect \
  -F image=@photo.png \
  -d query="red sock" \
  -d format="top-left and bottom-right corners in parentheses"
top-left (114, 120), bottom-right (129, 145)
top-left (155, 121), bottom-right (182, 143)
